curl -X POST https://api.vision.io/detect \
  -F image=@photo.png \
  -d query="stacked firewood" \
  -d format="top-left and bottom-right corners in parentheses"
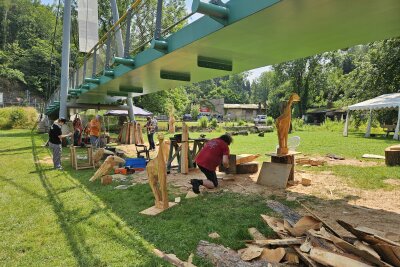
top-left (196, 200), bottom-right (400, 266)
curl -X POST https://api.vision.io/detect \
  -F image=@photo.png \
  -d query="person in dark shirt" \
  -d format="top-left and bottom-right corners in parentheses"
top-left (48, 118), bottom-right (72, 170)
top-left (190, 134), bottom-right (232, 194)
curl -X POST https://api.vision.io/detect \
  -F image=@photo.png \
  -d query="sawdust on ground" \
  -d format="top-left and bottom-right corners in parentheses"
top-left (113, 143), bottom-right (398, 238)
top-left (158, 160), bottom-right (400, 238)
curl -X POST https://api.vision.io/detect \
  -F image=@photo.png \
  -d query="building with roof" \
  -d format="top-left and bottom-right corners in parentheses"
top-left (223, 103), bottom-right (266, 120)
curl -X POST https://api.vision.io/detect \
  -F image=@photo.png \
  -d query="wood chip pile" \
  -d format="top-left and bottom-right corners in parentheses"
top-left (195, 200), bottom-right (400, 267)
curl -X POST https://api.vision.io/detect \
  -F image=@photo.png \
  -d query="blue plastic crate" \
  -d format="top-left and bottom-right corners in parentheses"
top-left (125, 158), bottom-right (147, 169)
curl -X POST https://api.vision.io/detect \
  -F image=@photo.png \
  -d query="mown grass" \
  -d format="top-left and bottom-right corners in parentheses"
top-left (0, 129), bottom-right (276, 266)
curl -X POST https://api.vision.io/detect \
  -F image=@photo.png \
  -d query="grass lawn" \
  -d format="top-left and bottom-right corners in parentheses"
top-left (0, 129), bottom-right (278, 266)
top-left (1, 128), bottom-right (399, 266)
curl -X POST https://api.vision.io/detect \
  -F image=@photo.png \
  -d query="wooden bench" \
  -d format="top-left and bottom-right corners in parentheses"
top-left (382, 124), bottom-right (396, 138)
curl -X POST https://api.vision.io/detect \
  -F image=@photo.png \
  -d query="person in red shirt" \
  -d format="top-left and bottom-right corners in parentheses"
top-left (191, 134), bottom-right (233, 194)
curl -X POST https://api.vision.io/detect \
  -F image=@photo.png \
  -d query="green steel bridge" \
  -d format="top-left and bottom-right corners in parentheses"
top-left (45, 0), bottom-right (400, 118)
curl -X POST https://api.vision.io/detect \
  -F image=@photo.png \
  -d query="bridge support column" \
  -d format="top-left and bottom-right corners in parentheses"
top-left (127, 93), bottom-right (135, 122)
top-left (59, 0), bottom-right (72, 119)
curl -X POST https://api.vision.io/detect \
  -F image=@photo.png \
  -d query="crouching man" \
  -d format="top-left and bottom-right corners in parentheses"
top-left (190, 134), bottom-right (233, 194)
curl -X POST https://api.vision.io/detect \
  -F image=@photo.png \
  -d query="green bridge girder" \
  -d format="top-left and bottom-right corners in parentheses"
top-left (54, 0), bottom-right (400, 112)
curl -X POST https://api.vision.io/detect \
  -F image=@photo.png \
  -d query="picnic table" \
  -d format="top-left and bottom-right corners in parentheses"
top-left (382, 124), bottom-right (396, 138)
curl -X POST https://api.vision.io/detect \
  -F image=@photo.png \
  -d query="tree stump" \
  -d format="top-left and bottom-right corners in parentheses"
top-left (385, 146), bottom-right (400, 166)
top-left (271, 154), bottom-right (295, 182)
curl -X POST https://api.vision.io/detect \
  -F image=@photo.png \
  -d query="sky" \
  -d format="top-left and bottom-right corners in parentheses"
top-left (40, 0), bottom-right (272, 81)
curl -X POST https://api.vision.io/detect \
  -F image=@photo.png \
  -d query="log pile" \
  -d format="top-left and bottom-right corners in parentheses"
top-left (195, 200), bottom-right (400, 266)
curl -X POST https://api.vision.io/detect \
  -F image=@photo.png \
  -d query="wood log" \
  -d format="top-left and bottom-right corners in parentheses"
top-left (385, 146), bottom-right (400, 166)
top-left (271, 154), bottom-right (295, 182)
top-left (236, 154), bottom-right (261, 165)
top-left (237, 162), bottom-right (259, 174)
top-left (196, 240), bottom-right (282, 267)
top-left (181, 122), bottom-right (189, 174)
top-left (89, 155), bottom-right (125, 182)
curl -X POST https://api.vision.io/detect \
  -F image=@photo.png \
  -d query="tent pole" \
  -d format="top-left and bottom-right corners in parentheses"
top-left (365, 109), bottom-right (372, 138)
top-left (343, 110), bottom-right (350, 137)
top-left (394, 107), bottom-right (400, 140)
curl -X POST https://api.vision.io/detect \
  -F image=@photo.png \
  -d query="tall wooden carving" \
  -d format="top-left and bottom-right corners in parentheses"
top-left (168, 109), bottom-right (176, 134)
top-left (275, 93), bottom-right (300, 155)
top-left (181, 122), bottom-right (189, 174)
top-left (141, 134), bottom-right (177, 215)
top-left (136, 122), bottom-right (144, 144)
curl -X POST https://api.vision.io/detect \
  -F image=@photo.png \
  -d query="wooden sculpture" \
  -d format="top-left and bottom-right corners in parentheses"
top-left (89, 155), bottom-right (125, 182)
top-left (168, 110), bottom-right (176, 134)
top-left (275, 93), bottom-right (300, 155)
top-left (180, 122), bottom-right (189, 174)
top-left (92, 148), bottom-right (114, 167)
top-left (135, 122), bottom-right (144, 144)
top-left (141, 134), bottom-right (177, 215)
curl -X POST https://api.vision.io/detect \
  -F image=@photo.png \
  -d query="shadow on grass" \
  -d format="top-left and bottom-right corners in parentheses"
top-left (0, 132), bottom-right (35, 138)
top-left (0, 146), bottom-right (33, 154)
top-left (31, 134), bottom-right (166, 266)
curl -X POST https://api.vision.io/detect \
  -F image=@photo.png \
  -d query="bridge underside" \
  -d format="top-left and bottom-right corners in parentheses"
top-left (68, 0), bottom-right (400, 107)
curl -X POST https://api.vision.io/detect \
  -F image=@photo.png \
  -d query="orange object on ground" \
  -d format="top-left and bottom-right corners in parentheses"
top-left (114, 168), bottom-right (127, 175)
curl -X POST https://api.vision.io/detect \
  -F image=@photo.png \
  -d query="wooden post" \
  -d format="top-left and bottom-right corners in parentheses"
top-left (181, 122), bottom-right (189, 174)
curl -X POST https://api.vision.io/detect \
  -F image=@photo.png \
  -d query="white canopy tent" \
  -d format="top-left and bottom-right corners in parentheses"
top-left (343, 93), bottom-right (400, 140)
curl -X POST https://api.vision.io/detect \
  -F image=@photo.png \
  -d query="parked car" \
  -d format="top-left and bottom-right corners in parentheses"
top-left (182, 114), bottom-right (193, 121)
top-left (197, 112), bottom-right (211, 120)
top-left (212, 114), bottom-right (223, 122)
top-left (254, 115), bottom-right (267, 124)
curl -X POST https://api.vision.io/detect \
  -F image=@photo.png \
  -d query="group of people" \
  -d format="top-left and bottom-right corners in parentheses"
top-left (48, 115), bottom-right (104, 170)
top-left (48, 114), bottom-right (233, 196)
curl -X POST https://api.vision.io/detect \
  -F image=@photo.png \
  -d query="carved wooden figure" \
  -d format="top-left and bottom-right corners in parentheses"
top-left (168, 112), bottom-right (176, 134)
top-left (89, 155), bottom-right (125, 182)
top-left (275, 93), bottom-right (300, 155)
top-left (136, 122), bottom-right (144, 144)
top-left (147, 134), bottom-right (169, 209)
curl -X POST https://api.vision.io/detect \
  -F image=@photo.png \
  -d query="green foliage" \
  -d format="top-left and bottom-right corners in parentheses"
top-left (266, 116), bottom-right (274, 126)
top-left (198, 117), bottom-right (208, 128)
top-left (238, 120), bottom-right (246, 126)
top-left (291, 118), bottom-right (307, 131)
top-left (210, 118), bottom-right (218, 128)
top-left (190, 104), bottom-right (200, 120)
top-left (0, 107), bottom-right (38, 129)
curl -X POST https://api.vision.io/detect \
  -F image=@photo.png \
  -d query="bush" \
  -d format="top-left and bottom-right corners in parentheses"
top-left (198, 117), bottom-right (208, 128)
top-left (292, 118), bottom-right (307, 131)
top-left (0, 107), bottom-right (38, 129)
top-left (238, 120), bottom-right (246, 126)
top-left (266, 116), bottom-right (274, 126)
top-left (320, 119), bottom-right (345, 132)
top-left (190, 104), bottom-right (200, 121)
top-left (210, 118), bottom-right (218, 128)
